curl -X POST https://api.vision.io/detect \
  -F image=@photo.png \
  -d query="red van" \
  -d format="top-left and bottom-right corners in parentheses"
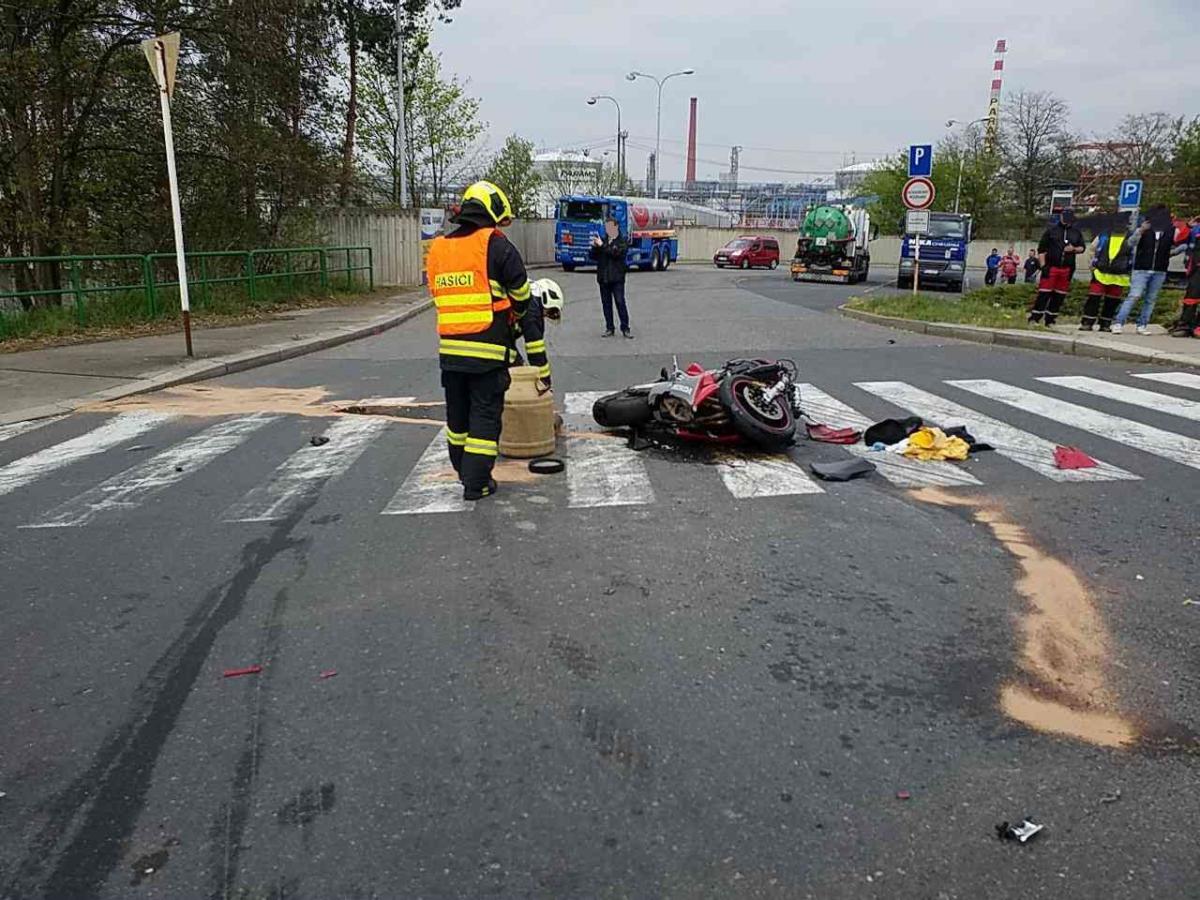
top-left (714, 236), bottom-right (780, 270)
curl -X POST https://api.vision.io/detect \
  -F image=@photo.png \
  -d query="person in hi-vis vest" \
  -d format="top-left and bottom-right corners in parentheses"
top-left (1080, 212), bottom-right (1132, 333)
top-left (426, 182), bottom-right (531, 500)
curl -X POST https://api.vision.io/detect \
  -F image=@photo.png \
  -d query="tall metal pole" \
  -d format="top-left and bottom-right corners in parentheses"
top-left (155, 42), bottom-right (192, 357)
top-left (629, 69), bottom-right (693, 199)
top-left (954, 154), bottom-right (965, 214)
top-left (588, 96), bottom-right (623, 185)
top-left (395, 2), bottom-right (408, 208)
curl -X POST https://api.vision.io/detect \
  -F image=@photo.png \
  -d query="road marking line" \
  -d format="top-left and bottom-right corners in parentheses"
top-left (949, 379), bottom-right (1200, 472)
top-left (0, 412), bottom-right (174, 498)
top-left (715, 451), bottom-right (824, 498)
top-left (0, 417), bottom-right (62, 445)
top-left (564, 391), bottom-right (655, 508)
top-left (799, 383), bottom-right (982, 488)
top-left (856, 382), bottom-right (1137, 483)
top-left (224, 417), bottom-right (391, 522)
top-left (1038, 376), bottom-right (1200, 424)
top-left (1130, 371), bottom-right (1200, 392)
top-left (381, 427), bottom-right (472, 515)
top-left (24, 414), bottom-right (277, 528)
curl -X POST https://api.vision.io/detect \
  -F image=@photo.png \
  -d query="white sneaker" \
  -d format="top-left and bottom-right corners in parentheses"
top-left (1109, 323), bottom-right (1123, 334)
top-left (1136, 325), bottom-right (1150, 336)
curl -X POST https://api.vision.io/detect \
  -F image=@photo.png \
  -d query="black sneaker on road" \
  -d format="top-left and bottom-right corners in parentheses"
top-left (622, 330), bottom-right (635, 340)
top-left (601, 329), bottom-right (615, 338)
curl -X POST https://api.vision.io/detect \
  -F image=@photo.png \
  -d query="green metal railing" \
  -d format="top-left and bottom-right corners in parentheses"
top-left (0, 245), bottom-right (373, 337)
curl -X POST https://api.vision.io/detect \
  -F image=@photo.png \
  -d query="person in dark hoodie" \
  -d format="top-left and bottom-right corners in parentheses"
top-left (1028, 209), bottom-right (1086, 326)
top-left (589, 217), bottom-right (632, 338)
top-left (1112, 205), bottom-right (1182, 334)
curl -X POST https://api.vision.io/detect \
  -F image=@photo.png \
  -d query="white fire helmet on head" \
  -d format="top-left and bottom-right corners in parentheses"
top-left (531, 278), bottom-right (564, 321)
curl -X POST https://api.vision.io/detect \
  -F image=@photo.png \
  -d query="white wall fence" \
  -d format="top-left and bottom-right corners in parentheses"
top-left (316, 209), bottom-right (1039, 288)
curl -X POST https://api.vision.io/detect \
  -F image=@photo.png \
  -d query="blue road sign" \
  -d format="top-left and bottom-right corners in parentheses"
top-left (1118, 179), bottom-right (1143, 209)
top-left (909, 144), bottom-right (933, 178)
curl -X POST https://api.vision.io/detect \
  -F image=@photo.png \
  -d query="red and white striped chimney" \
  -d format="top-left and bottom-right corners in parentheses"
top-left (686, 97), bottom-right (698, 184)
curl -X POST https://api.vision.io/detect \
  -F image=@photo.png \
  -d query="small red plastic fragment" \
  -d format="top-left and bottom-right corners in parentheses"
top-left (223, 665), bottom-right (263, 678)
top-left (319, 670), bottom-right (338, 679)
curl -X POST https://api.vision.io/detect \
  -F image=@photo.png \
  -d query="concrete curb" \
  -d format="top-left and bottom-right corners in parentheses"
top-left (838, 305), bottom-right (1200, 369)
top-left (0, 300), bottom-right (433, 427)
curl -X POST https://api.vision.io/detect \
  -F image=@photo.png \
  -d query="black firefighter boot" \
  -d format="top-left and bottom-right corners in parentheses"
top-left (1079, 291), bottom-right (1102, 331)
top-left (1028, 291), bottom-right (1053, 324)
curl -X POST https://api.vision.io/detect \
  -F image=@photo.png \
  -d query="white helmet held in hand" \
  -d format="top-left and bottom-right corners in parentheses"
top-left (531, 277), bottom-right (564, 321)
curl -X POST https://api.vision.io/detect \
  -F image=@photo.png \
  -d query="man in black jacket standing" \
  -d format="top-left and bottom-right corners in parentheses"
top-left (590, 217), bottom-right (632, 338)
top-left (1112, 205), bottom-right (1179, 335)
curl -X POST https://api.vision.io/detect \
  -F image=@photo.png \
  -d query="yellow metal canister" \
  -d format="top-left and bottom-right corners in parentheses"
top-left (500, 365), bottom-right (556, 458)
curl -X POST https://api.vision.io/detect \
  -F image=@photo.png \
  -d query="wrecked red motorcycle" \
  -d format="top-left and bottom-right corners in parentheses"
top-left (592, 357), bottom-right (802, 451)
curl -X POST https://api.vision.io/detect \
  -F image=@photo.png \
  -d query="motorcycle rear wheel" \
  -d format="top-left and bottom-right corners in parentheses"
top-left (592, 390), bottom-right (653, 428)
top-left (720, 375), bottom-right (796, 451)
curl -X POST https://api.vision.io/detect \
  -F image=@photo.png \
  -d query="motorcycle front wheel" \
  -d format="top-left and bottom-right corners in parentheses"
top-left (720, 376), bottom-right (796, 451)
top-left (592, 390), bottom-right (654, 428)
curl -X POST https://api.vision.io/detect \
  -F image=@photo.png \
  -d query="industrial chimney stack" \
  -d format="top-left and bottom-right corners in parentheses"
top-left (685, 97), bottom-right (698, 185)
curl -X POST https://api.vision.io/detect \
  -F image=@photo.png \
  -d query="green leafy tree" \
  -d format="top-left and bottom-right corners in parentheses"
top-left (484, 135), bottom-right (541, 218)
top-left (404, 50), bottom-right (486, 207)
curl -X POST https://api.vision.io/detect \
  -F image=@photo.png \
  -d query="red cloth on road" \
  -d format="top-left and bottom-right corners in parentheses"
top-left (806, 423), bottom-right (862, 445)
top-left (1054, 446), bottom-right (1097, 470)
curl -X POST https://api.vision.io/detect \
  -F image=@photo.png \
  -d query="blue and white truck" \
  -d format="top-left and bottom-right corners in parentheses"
top-left (555, 195), bottom-right (679, 272)
top-left (896, 212), bottom-right (972, 293)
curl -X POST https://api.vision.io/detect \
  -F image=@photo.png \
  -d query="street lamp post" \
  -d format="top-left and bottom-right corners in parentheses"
top-left (627, 68), bottom-right (694, 198)
top-left (587, 95), bottom-right (623, 184)
top-left (945, 117), bottom-right (989, 215)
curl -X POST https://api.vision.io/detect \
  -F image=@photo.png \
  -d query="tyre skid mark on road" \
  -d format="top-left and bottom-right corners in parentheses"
top-left (911, 487), bottom-right (1135, 748)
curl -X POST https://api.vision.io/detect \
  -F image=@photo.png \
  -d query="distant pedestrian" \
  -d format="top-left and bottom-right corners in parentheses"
top-left (590, 217), bottom-right (632, 338)
top-left (1023, 248), bottom-right (1040, 283)
top-left (1028, 209), bottom-right (1086, 326)
top-left (985, 248), bottom-right (1001, 286)
top-left (999, 247), bottom-right (1020, 284)
top-left (1112, 205), bottom-right (1181, 335)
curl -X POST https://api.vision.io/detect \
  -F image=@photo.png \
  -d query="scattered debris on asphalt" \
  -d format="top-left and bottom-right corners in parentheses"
top-left (173, 465), bottom-right (183, 472)
top-left (806, 423), bottom-right (861, 444)
top-left (895, 790), bottom-right (911, 800)
top-left (864, 417), bottom-right (922, 447)
top-left (223, 665), bottom-right (263, 678)
top-left (810, 458), bottom-right (875, 482)
top-left (1100, 789), bottom-right (1122, 804)
top-left (996, 818), bottom-right (1045, 843)
top-left (903, 427), bottom-right (970, 461)
top-left (1054, 445), bottom-right (1097, 470)
top-left (126, 444), bottom-right (152, 452)
top-left (1136, 574), bottom-right (1145, 581)
top-left (319, 670), bottom-right (338, 679)
top-left (780, 792), bottom-right (793, 803)
top-left (309, 435), bottom-right (330, 447)
top-left (528, 457), bottom-right (565, 475)
top-left (1183, 599), bottom-right (1198, 607)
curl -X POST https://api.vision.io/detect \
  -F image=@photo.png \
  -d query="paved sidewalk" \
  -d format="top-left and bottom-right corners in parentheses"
top-left (0, 292), bottom-right (429, 425)
top-left (840, 305), bottom-right (1200, 368)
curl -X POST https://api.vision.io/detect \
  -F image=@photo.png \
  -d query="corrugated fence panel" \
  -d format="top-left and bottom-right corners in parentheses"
top-left (318, 209), bottom-right (423, 287)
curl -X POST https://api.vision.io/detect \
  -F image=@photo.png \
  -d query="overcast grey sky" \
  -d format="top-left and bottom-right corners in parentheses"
top-left (429, 0), bottom-right (1193, 183)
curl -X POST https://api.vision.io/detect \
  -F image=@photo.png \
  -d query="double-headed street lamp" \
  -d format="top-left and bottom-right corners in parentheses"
top-left (945, 117), bottom-right (990, 215)
top-left (587, 95), bottom-right (623, 184)
top-left (626, 68), bottom-right (694, 198)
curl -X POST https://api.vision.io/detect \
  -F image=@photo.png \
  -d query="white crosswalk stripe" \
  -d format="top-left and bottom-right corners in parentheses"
top-left (1038, 376), bottom-right (1200, 424)
top-left (24, 415), bottom-right (276, 528)
top-left (224, 417), bottom-right (392, 522)
top-left (0, 417), bottom-right (61, 445)
top-left (799, 383), bottom-right (982, 488)
top-left (856, 381), bottom-right (1137, 483)
top-left (716, 451), bottom-right (824, 498)
top-left (1131, 371), bottom-right (1200, 392)
top-left (381, 427), bottom-right (472, 515)
top-left (950, 379), bottom-right (1200, 472)
top-left (563, 391), bottom-right (656, 508)
top-left (0, 412), bottom-right (174, 498)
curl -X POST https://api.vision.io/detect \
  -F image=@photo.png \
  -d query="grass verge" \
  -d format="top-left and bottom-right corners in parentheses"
top-left (0, 278), bottom-right (409, 353)
top-left (847, 281), bottom-right (1184, 330)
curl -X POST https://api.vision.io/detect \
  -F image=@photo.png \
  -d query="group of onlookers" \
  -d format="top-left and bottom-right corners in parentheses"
top-left (1022, 206), bottom-right (1200, 336)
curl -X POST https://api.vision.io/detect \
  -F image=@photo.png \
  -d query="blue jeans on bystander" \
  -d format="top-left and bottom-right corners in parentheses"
top-left (1115, 270), bottom-right (1168, 327)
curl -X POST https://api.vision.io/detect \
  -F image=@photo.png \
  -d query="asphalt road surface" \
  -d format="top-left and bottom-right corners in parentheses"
top-left (2, 266), bottom-right (1197, 899)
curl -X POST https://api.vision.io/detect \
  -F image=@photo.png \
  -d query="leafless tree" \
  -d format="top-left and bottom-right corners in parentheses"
top-left (1001, 90), bottom-right (1072, 224)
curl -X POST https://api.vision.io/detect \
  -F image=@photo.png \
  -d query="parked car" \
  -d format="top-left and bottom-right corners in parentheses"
top-left (714, 236), bottom-right (780, 270)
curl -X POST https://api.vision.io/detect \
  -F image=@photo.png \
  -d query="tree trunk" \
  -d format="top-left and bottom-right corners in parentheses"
top-left (339, 8), bottom-right (358, 207)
